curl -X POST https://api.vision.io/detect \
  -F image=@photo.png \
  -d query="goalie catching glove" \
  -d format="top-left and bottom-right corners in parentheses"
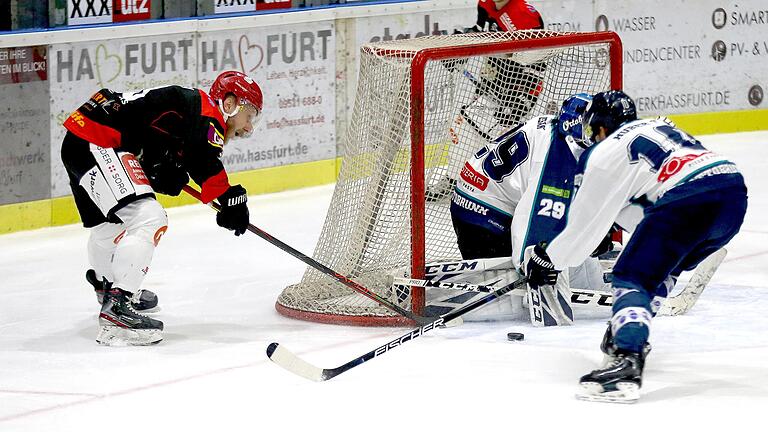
top-left (524, 242), bottom-right (560, 287)
top-left (216, 185), bottom-right (249, 236)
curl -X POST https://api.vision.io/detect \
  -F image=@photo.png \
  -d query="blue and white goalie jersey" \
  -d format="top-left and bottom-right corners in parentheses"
top-left (453, 115), bottom-right (584, 268)
top-left (546, 117), bottom-right (739, 270)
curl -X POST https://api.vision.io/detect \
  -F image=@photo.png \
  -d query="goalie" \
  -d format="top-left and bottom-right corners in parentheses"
top-left (448, 93), bottom-right (614, 324)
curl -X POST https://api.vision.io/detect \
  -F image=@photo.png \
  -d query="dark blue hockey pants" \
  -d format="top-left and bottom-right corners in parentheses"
top-left (610, 179), bottom-right (748, 352)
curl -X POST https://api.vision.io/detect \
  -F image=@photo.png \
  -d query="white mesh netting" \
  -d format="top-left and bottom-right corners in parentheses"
top-left (276, 31), bottom-right (618, 326)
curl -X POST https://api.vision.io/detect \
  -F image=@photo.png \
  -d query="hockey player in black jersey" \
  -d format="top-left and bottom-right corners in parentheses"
top-left (60, 71), bottom-right (263, 346)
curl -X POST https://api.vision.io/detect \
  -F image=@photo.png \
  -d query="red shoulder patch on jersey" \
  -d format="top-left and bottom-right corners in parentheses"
top-left (201, 169), bottom-right (231, 204)
top-left (63, 110), bottom-right (121, 148)
top-left (460, 162), bottom-right (489, 191)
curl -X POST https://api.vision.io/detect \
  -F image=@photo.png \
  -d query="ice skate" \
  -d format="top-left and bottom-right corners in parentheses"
top-left (576, 350), bottom-right (643, 404)
top-left (97, 288), bottom-right (164, 346)
top-left (86, 269), bottom-right (158, 311)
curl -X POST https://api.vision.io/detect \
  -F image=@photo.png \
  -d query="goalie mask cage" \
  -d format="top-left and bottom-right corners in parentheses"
top-left (276, 31), bottom-right (623, 326)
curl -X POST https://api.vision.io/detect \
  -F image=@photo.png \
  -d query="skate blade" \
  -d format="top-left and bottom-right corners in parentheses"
top-left (575, 382), bottom-right (640, 404)
top-left (96, 325), bottom-right (163, 346)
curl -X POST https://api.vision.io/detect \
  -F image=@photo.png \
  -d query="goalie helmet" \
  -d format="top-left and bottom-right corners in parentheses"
top-left (583, 90), bottom-right (637, 143)
top-left (556, 93), bottom-right (592, 149)
top-left (209, 71), bottom-right (263, 112)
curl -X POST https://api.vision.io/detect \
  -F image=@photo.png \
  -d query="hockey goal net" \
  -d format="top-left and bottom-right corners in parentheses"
top-left (276, 31), bottom-right (622, 326)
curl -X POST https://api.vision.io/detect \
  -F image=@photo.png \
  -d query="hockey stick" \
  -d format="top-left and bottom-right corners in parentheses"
top-left (182, 185), bottom-right (431, 325)
top-left (459, 70), bottom-right (495, 142)
top-left (266, 275), bottom-right (529, 382)
top-left (459, 104), bottom-right (494, 142)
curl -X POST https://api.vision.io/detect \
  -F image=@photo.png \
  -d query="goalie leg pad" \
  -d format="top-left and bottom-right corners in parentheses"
top-left (427, 269), bottom-right (523, 321)
top-left (569, 257), bottom-right (611, 292)
top-left (410, 256), bottom-right (523, 320)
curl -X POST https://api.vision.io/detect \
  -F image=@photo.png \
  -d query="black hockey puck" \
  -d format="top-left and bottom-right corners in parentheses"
top-left (507, 332), bottom-right (525, 341)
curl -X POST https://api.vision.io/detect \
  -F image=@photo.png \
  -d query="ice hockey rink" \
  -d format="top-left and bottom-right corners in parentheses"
top-left (1, 130), bottom-right (766, 431)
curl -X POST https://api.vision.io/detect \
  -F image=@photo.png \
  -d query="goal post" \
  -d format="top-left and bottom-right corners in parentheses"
top-left (276, 30), bottom-right (623, 326)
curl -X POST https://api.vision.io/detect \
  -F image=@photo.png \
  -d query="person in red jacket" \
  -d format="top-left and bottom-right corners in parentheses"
top-left (471, 0), bottom-right (546, 128)
top-left (474, 0), bottom-right (544, 32)
top-left (60, 71), bottom-right (262, 346)
top-left (428, 0), bottom-right (546, 201)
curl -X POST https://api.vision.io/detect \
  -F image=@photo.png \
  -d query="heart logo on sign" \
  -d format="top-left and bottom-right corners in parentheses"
top-left (94, 44), bottom-right (123, 87)
top-left (238, 35), bottom-right (264, 74)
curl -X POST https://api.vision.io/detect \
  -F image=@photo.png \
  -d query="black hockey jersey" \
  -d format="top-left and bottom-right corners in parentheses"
top-left (64, 85), bottom-right (230, 203)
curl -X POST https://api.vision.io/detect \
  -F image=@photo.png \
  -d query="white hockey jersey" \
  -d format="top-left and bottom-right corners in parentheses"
top-left (455, 115), bottom-right (586, 268)
top-left (546, 118), bottom-right (738, 270)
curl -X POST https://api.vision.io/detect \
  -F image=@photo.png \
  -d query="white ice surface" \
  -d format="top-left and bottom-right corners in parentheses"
top-left (1, 131), bottom-right (767, 431)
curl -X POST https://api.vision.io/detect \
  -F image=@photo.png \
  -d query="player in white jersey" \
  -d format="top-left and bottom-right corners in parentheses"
top-left (525, 90), bottom-right (748, 402)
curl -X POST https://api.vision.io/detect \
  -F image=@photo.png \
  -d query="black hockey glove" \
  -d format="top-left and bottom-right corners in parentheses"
top-left (142, 149), bottom-right (189, 196)
top-left (216, 185), bottom-right (249, 236)
top-left (590, 233), bottom-right (614, 258)
top-left (525, 242), bottom-right (560, 287)
top-left (590, 226), bottom-right (620, 258)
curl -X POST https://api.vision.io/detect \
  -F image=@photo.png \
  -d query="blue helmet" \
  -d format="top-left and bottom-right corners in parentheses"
top-left (583, 90), bottom-right (637, 142)
top-left (557, 93), bottom-right (592, 149)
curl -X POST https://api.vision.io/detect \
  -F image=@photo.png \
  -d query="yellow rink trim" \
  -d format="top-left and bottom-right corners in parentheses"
top-left (666, 109), bottom-right (768, 135)
top-left (0, 158), bottom-right (338, 235)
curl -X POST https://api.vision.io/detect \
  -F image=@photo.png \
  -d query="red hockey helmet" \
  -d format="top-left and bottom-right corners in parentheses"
top-left (210, 71), bottom-right (263, 112)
